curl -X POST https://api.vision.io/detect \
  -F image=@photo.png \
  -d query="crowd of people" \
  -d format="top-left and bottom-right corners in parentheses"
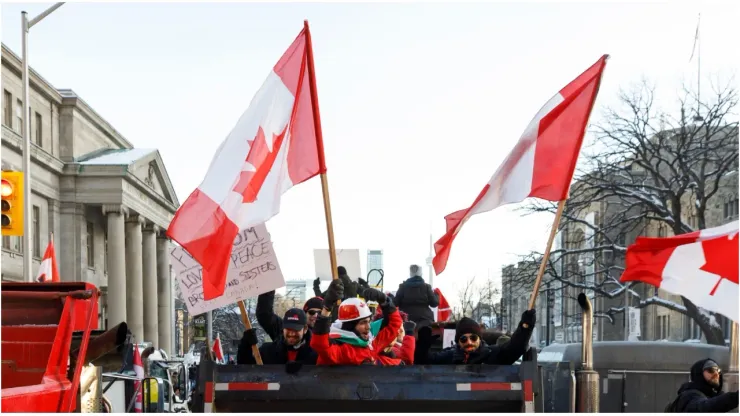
top-left (236, 264), bottom-right (536, 369)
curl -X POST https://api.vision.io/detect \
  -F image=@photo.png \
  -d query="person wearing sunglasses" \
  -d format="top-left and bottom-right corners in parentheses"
top-left (237, 307), bottom-right (318, 369)
top-left (302, 296), bottom-right (324, 329)
top-left (415, 309), bottom-right (535, 365)
top-left (665, 358), bottom-right (738, 412)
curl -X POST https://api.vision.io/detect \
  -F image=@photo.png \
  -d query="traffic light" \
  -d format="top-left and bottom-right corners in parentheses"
top-left (1, 171), bottom-right (24, 236)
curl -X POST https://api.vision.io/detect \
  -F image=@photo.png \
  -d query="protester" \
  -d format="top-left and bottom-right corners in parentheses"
top-left (311, 279), bottom-right (402, 365)
top-left (665, 358), bottom-right (739, 412)
top-left (416, 310), bottom-right (535, 365)
top-left (236, 308), bottom-right (317, 369)
top-left (374, 309), bottom-right (416, 365)
top-left (303, 296), bottom-right (324, 329)
top-left (395, 265), bottom-right (439, 328)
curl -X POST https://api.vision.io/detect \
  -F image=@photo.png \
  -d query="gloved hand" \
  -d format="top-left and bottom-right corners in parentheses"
top-left (362, 288), bottom-right (387, 304)
top-left (323, 278), bottom-right (344, 308)
top-left (403, 321), bottom-right (417, 335)
top-left (240, 329), bottom-right (258, 347)
top-left (285, 360), bottom-right (303, 374)
top-left (520, 309), bottom-right (536, 328)
top-left (313, 277), bottom-right (321, 289)
top-left (358, 278), bottom-right (370, 289)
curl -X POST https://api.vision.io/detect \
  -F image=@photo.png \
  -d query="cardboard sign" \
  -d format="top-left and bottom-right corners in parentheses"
top-left (170, 224), bottom-right (285, 315)
top-left (443, 329), bottom-right (456, 349)
top-left (313, 248), bottom-right (362, 281)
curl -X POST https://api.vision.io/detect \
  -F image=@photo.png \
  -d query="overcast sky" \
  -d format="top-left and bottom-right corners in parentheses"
top-left (1, 1), bottom-right (736, 306)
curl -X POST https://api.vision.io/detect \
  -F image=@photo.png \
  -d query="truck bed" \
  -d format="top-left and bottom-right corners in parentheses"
top-left (195, 356), bottom-right (540, 413)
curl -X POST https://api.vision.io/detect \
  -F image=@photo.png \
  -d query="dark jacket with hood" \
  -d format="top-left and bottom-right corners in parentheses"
top-left (670, 358), bottom-right (738, 412)
top-left (395, 275), bottom-right (439, 328)
top-left (416, 317), bottom-right (532, 365)
top-left (236, 290), bottom-right (317, 365)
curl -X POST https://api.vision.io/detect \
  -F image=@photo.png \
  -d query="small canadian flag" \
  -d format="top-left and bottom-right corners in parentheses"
top-left (620, 221), bottom-right (738, 321)
top-left (35, 237), bottom-right (60, 283)
top-left (212, 333), bottom-right (225, 364)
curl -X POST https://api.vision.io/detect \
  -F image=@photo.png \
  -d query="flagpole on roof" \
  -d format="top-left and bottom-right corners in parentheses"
top-left (304, 20), bottom-right (341, 294)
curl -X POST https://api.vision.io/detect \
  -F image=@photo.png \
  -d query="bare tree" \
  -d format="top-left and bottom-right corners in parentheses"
top-left (455, 277), bottom-right (478, 320)
top-left (514, 78), bottom-right (738, 345)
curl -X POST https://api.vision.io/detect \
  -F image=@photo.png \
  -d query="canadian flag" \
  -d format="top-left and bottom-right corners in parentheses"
top-left (432, 55), bottom-right (609, 275)
top-left (167, 22), bottom-right (325, 300)
top-left (432, 288), bottom-right (452, 322)
top-left (35, 238), bottom-right (60, 283)
top-left (212, 333), bottom-right (224, 364)
top-left (620, 221), bottom-right (738, 321)
top-left (133, 345), bottom-right (144, 413)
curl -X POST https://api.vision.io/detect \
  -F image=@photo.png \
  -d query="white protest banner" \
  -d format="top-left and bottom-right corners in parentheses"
top-left (170, 224), bottom-right (285, 316)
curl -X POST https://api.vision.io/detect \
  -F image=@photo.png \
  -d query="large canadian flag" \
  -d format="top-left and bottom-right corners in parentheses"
top-left (36, 239), bottom-right (60, 283)
top-left (620, 221), bottom-right (738, 321)
top-left (167, 24), bottom-right (325, 300)
top-left (432, 55), bottom-right (609, 275)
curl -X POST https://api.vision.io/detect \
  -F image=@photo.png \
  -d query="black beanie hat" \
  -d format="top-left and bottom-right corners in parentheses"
top-left (456, 317), bottom-right (482, 343)
top-left (303, 297), bottom-right (324, 311)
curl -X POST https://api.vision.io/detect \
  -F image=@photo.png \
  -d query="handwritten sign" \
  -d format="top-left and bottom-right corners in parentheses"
top-left (171, 224), bottom-right (285, 315)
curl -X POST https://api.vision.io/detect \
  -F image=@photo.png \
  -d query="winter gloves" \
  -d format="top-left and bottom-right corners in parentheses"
top-left (520, 309), bottom-right (536, 329)
top-left (241, 329), bottom-right (259, 347)
top-left (358, 278), bottom-right (370, 290)
top-left (323, 279), bottom-right (344, 309)
top-left (361, 288), bottom-right (387, 304)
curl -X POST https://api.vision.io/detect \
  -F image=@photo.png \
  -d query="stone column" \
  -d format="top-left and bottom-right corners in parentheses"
top-left (125, 215), bottom-right (145, 343)
top-left (142, 223), bottom-right (159, 348)
top-left (102, 205), bottom-right (127, 329)
top-left (156, 232), bottom-right (173, 354)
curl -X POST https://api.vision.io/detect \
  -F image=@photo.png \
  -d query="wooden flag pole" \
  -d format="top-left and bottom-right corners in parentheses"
top-left (304, 20), bottom-right (341, 295)
top-left (527, 199), bottom-right (567, 316)
top-left (238, 300), bottom-right (263, 365)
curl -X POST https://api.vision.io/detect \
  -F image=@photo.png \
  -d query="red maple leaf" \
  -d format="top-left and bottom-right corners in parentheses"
top-left (700, 232), bottom-right (739, 296)
top-left (233, 126), bottom-right (287, 203)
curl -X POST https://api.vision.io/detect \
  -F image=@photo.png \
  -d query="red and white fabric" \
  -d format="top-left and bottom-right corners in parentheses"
top-left (431, 288), bottom-right (452, 322)
top-left (133, 345), bottom-right (144, 413)
top-left (432, 55), bottom-right (609, 275)
top-left (212, 333), bottom-right (225, 364)
top-left (35, 239), bottom-right (60, 283)
top-left (167, 26), bottom-right (324, 300)
top-left (620, 221), bottom-right (738, 321)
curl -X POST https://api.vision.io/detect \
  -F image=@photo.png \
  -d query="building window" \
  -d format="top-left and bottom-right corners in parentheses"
top-left (34, 112), bottom-right (42, 147)
top-left (724, 198), bottom-right (739, 219)
top-left (86, 222), bottom-right (94, 268)
top-left (4, 236), bottom-right (23, 253)
top-left (32, 205), bottom-right (40, 258)
top-left (659, 315), bottom-right (670, 340)
top-left (2, 235), bottom-right (9, 250)
top-left (3, 90), bottom-right (12, 127)
top-left (15, 99), bottom-right (23, 134)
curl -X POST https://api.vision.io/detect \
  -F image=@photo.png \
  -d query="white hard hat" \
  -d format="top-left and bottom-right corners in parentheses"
top-left (335, 298), bottom-right (373, 323)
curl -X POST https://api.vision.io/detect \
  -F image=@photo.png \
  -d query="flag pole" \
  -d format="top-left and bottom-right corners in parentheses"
top-left (238, 299), bottom-right (263, 365)
top-left (527, 199), bottom-right (566, 313)
top-left (304, 20), bottom-right (340, 290)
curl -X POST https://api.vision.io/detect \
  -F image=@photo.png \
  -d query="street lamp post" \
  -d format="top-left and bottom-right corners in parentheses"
top-left (21, 3), bottom-right (65, 282)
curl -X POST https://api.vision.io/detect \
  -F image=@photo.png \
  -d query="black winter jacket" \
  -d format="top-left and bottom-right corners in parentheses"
top-left (235, 290), bottom-right (318, 365)
top-left (395, 276), bottom-right (439, 328)
top-left (237, 332), bottom-right (318, 365)
top-left (672, 359), bottom-right (738, 412)
top-left (416, 316), bottom-right (532, 365)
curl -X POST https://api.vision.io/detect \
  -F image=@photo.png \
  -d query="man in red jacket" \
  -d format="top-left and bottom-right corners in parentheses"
top-left (311, 280), bottom-right (401, 366)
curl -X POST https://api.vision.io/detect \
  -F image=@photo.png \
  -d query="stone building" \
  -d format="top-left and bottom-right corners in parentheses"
top-left (1, 43), bottom-right (179, 352)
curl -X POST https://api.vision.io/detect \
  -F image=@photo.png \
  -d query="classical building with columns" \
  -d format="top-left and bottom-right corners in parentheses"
top-left (1, 43), bottom-right (180, 352)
